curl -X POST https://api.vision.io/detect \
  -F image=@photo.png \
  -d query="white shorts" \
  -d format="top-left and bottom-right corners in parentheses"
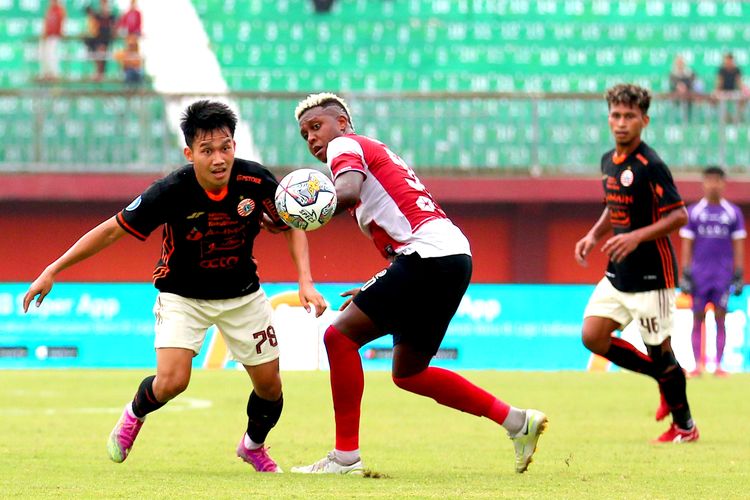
top-left (583, 277), bottom-right (675, 346)
top-left (153, 288), bottom-right (279, 366)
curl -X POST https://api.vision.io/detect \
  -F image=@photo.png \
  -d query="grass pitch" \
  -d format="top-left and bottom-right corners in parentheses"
top-left (1, 370), bottom-right (748, 499)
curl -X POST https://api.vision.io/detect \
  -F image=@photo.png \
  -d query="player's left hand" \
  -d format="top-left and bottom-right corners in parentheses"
top-left (298, 281), bottom-right (327, 317)
top-left (731, 268), bottom-right (744, 296)
top-left (601, 232), bottom-right (640, 264)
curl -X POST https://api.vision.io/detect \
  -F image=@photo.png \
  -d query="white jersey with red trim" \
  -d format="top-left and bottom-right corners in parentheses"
top-left (326, 134), bottom-right (470, 259)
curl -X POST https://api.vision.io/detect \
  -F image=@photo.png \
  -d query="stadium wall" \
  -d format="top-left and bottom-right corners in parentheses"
top-left (1, 176), bottom-right (749, 284)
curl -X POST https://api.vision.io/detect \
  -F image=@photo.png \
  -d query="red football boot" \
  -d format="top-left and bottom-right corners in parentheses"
top-left (652, 423), bottom-right (700, 444)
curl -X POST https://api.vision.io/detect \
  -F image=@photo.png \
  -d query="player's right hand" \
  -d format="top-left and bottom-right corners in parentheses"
top-left (23, 271), bottom-right (55, 312)
top-left (339, 287), bottom-right (361, 311)
top-left (574, 235), bottom-right (596, 267)
top-left (679, 267), bottom-right (693, 295)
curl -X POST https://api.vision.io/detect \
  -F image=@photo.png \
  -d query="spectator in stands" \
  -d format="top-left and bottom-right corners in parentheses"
top-left (40, 0), bottom-right (66, 81)
top-left (669, 55), bottom-right (696, 121)
top-left (89, 0), bottom-right (117, 81)
top-left (117, 0), bottom-right (142, 37)
top-left (114, 35), bottom-right (144, 85)
top-left (83, 5), bottom-right (99, 73)
top-left (312, 0), bottom-right (335, 13)
top-left (715, 53), bottom-right (745, 122)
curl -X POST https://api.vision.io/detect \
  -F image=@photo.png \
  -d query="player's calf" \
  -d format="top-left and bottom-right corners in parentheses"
top-left (236, 391), bottom-right (284, 472)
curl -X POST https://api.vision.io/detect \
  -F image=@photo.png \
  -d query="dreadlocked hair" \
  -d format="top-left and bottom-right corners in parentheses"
top-left (294, 92), bottom-right (354, 129)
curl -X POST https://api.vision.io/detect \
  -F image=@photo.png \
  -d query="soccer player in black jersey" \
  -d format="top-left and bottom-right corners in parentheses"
top-left (23, 101), bottom-right (327, 471)
top-left (574, 84), bottom-right (699, 443)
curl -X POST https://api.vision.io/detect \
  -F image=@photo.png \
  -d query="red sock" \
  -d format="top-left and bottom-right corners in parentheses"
top-left (324, 325), bottom-right (363, 451)
top-left (393, 366), bottom-right (510, 425)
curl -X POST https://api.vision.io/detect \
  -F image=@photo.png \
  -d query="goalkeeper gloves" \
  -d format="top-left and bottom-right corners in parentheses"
top-left (680, 267), bottom-right (693, 295)
top-left (731, 268), bottom-right (744, 296)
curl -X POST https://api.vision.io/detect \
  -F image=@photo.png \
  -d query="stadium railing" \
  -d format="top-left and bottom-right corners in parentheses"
top-left (0, 89), bottom-right (747, 175)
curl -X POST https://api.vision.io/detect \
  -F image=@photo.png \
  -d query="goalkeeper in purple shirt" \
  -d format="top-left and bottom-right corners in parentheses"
top-left (679, 166), bottom-right (746, 377)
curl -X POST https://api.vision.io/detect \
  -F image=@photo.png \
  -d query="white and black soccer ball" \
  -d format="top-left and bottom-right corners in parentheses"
top-left (274, 168), bottom-right (337, 231)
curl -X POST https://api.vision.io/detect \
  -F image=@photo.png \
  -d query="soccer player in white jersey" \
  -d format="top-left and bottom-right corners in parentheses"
top-left (289, 93), bottom-right (547, 475)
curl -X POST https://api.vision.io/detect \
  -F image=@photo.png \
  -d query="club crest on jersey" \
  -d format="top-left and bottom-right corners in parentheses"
top-left (620, 169), bottom-right (634, 187)
top-left (237, 198), bottom-right (255, 217)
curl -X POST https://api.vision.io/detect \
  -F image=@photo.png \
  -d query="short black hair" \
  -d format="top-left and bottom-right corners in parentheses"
top-left (605, 83), bottom-right (651, 115)
top-left (703, 165), bottom-right (726, 178)
top-left (180, 100), bottom-right (237, 147)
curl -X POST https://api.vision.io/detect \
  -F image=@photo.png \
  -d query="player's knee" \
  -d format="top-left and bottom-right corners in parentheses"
top-left (647, 343), bottom-right (680, 374)
top-left (391, 371), bottom-right (425, 392)
top-left (392, 373), bottom-right (407, 389)
top-left (323, 326), bottom-right (337, 347)
top-left (324, 325), bottom-right (359, 351)
top-left (154, 373), bottom-right (189, 400)
top-left (254, 379), bottom-right (282, 401)
top-left (581, 328), bottom-right (609, 355)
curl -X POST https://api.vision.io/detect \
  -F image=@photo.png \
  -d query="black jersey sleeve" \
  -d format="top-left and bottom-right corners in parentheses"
top-left (647, 160), bottom-right (685, 215)
top-left (116, 181), bottom-right (168, 241)
top-left (259, 168), bottom-right (291, 231)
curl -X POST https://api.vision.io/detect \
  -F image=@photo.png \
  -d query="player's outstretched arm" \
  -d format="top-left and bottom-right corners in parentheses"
top-left (333, 171), bottom-right (364, 215)
top-left (602, 207), bottom-right (688, 264)
top-left (283, 229), bottom-right (327, 317)
top-left (23, 216), bottom-right (127, 312)
top-left (575, 207), bottom-right (611, 266)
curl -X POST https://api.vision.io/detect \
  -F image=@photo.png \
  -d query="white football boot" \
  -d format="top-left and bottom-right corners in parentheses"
top-left (291, 451), bottom-right (364, 474)
top-left (509, 409), bottom-right (548, 473)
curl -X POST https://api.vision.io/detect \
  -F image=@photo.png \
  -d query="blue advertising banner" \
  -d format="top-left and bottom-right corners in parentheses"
top-left (357, 284), bottom-right (596, 371)
top-left (1, 283), bottom-right (748, 371)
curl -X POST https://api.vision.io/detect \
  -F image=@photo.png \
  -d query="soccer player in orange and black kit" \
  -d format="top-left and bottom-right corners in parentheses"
top-left (575, 84), bottom-right (699, 443)
top-left (23, 100), bottom-right (327, 471)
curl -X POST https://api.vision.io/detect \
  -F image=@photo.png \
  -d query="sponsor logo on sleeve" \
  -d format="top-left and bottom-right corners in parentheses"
top-left (125, 196), bottom-right (142, 211)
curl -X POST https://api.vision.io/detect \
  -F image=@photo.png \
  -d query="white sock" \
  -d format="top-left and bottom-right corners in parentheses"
top-left (501, 407), bottom-right (526, 435)
top-left (333, 449), bottom-right (360, 465)
top-left (126, 402), bottom-right (144, 422)
top-left (243, 433), bottom-right (263, 450)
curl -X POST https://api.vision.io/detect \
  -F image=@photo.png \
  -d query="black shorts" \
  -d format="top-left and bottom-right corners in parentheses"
top-left (353, 252), bottom-right (472, 356)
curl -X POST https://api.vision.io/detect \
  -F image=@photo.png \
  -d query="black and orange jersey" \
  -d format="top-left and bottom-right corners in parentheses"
top-left (600, 141), bottom-right (684, 292)
top-left (116, 158), bottom-right (288, 299)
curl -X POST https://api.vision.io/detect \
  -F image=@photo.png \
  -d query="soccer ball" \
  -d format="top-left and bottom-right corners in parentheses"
top-left (274, 168), bottom-right (337, 231)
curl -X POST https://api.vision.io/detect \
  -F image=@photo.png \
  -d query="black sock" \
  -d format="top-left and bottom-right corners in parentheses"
top-left (659, 368), bottom-right (693, 429)
top-left (647, 345), bottom-right (693, 429)
top-left (246, 391), bottom-right (283, 445)
top-left (603, 337), bottom-right (657, 378)
top-left (131, 375), bottom-right (166, 419)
